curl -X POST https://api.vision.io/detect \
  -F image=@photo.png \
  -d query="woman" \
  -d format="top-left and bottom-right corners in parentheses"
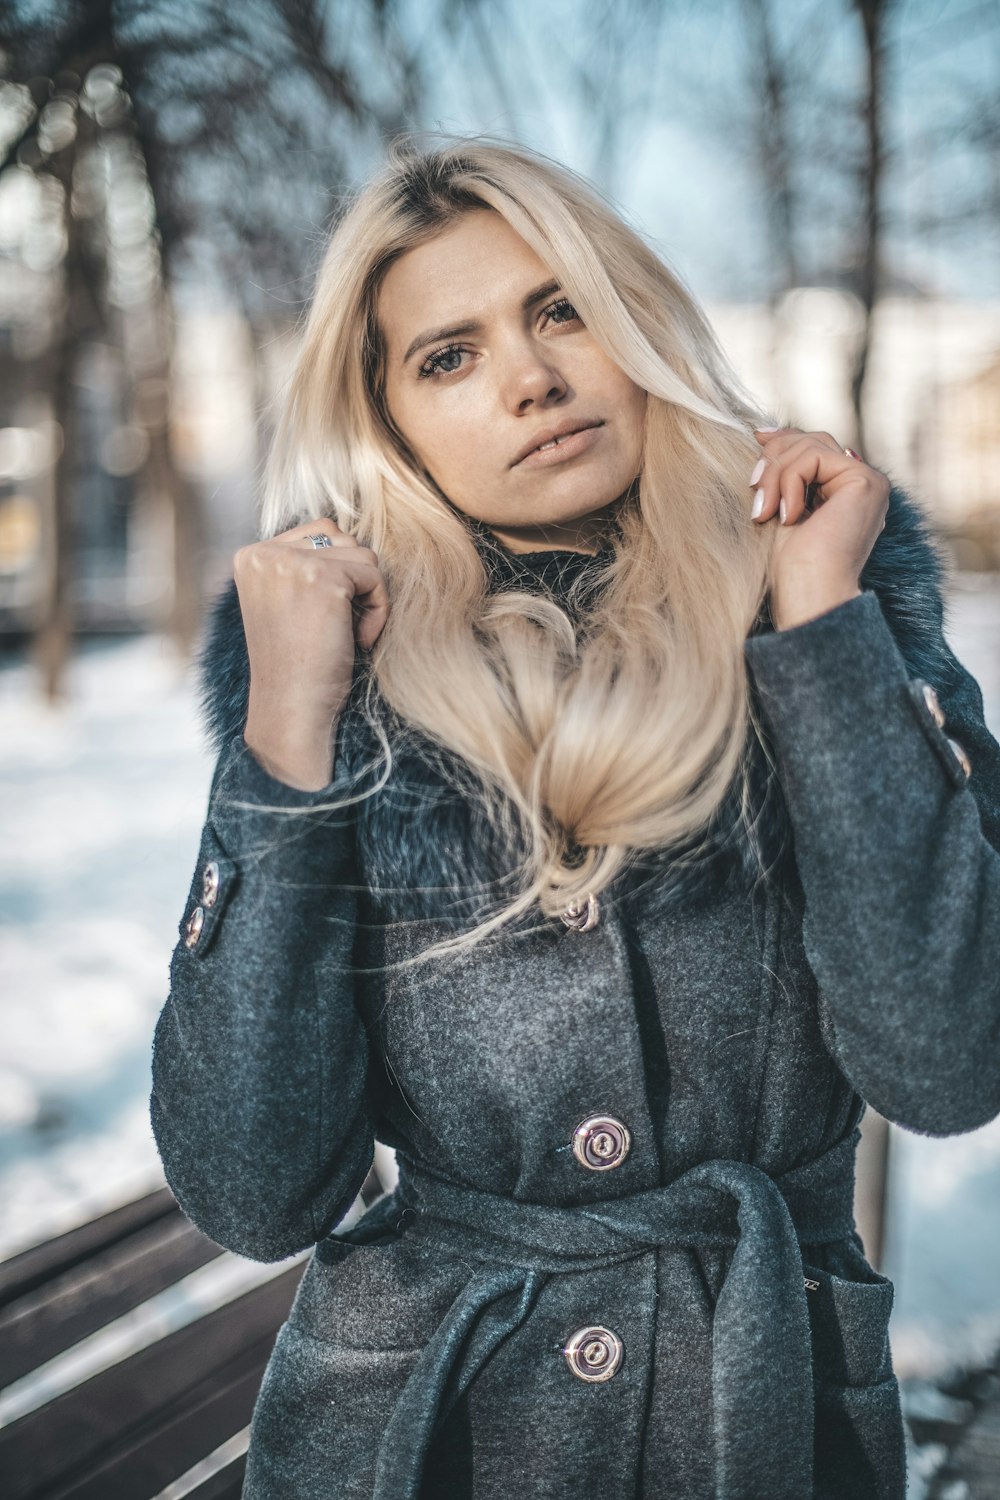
top-left (150, 136), bottom-right (1000, 1499)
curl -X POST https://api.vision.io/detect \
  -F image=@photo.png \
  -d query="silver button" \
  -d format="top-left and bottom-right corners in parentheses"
top-left (560, 893), bottom-right (600, 931)
top-left (201, 860), bottom-right (221, 908)
top-left (564, 1325), bottom-right (624, 1382)
top-left (184, 906), bottom-right (205, 949)
top-left (947, 737), bottom-right (971, 778)
top-left (921, 682), bottom-right (946, 728)
top-left (572, 1114), bottom-right (631, 1171)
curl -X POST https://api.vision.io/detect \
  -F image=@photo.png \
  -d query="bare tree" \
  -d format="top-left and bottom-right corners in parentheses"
top-left (849, 0), bottom-right (891, 457)
top-left (0, 0), bottom-right (422, 688)
top-left (740, 0), bottom-right (802, 301)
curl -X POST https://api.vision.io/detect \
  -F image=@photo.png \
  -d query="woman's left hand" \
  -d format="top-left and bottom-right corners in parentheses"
top-left (749, 426), bottom-right (890, 632)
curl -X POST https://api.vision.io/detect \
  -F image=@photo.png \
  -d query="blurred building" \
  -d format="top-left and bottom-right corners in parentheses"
top-left (709, 288), bottom-right (1000, 564)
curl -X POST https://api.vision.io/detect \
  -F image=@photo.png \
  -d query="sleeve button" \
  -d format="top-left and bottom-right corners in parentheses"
top-left (184, 906), bottom-right (205, 949)
top-left (201, 861), bottom-right (221, 907)
top-left (921, 682), bottom-right (946, 728)
top-left (946, 737), bottom-right (971, 779)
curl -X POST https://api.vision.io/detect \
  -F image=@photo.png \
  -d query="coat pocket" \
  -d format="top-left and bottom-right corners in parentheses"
top-left (803, 1240), bottom-right (906, 1500)
top-left (802, 1239), bottom-right (894, 1388)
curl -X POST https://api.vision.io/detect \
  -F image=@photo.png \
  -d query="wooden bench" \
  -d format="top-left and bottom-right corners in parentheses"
top-left (0, 1164), bottom-right (387, 1499)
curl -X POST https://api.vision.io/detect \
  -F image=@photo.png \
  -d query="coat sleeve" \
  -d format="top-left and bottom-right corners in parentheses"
top-left (743, 497), bottom-right (1000, 1139)
top-left (150, 592), bottom-right (374, 1263)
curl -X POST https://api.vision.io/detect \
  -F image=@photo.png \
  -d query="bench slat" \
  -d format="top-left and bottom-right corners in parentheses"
top-left (0, 1267), bottom-right (302, 1499)
top-left (183, 1455), bottom-right (247, 1500)
top-left (0, 1216), bottom-right (223, 1386)
top-left (48, 1359), bottom-right (260, 1499)
top-left (0, 1189), bottom-right (177, 1310)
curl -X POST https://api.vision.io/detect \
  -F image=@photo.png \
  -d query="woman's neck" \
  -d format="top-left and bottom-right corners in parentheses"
top-left (483, 521), bottom-right (602, 557)
top-left (483, 486), bottom-right (636, 556)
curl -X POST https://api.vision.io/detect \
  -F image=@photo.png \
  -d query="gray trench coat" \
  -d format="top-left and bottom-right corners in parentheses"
top-left (150, 484), bottom-right (1000, 1499)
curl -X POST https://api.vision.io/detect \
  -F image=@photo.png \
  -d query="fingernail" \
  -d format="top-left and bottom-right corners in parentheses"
top-left (751, 489), bottom-right (765, 519)
top-left (750, 458), bottom-right (766, 486)
top-left (756, 424), bottom-right (781, 432)
top-left (779, 497), bottom-right (787, 524)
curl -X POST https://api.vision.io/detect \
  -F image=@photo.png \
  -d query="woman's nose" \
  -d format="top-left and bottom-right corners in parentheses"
top-left (502, 348), bottom-right (568, 412)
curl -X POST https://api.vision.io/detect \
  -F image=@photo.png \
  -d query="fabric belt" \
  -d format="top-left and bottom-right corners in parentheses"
top-left (333, 1127), bottom-right (861, 1500)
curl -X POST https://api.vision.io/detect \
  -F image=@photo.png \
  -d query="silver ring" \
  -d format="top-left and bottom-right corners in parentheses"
top-left (306, 533), bottom-right (332, 548)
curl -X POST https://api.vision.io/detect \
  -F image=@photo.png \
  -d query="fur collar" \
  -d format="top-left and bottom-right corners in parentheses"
top-left (196, 485), bottom-right (955, 926)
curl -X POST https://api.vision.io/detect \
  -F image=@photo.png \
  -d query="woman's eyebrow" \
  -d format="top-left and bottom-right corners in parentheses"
top-left (402, 279), bottom-right (562, 365)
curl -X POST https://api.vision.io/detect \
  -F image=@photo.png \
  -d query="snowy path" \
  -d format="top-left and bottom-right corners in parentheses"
top-left (2, 575), bottom-right (999, 1381)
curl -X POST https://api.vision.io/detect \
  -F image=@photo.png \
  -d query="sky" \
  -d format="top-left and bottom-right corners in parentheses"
top-left (391, 0), bottom-right (1000, 304)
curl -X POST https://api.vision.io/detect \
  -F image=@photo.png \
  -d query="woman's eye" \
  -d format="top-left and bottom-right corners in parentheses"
top-left (418, 344), bottom-right (466, 378)
top-left (544, 297), bottom-right (580, 326)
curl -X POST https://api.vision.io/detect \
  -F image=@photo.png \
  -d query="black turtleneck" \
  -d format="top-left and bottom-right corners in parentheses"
top-left (467, 517), bottom-right (616, 625)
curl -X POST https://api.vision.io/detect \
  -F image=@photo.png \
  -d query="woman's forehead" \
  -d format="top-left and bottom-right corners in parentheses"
top-left (377, 212), bottom-right (556, 359)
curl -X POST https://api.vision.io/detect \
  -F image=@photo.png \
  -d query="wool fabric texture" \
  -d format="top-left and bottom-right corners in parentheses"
top-left (150, 483), bottom-right (1000, 1498)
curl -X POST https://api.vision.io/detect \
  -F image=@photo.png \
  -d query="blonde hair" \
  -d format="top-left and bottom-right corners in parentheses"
top-left (258, 133), bottom-right (781, 963)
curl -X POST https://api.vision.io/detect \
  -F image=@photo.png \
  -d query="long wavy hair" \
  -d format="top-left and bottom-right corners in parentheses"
top-left (256, 133), bottom-right (782, 963)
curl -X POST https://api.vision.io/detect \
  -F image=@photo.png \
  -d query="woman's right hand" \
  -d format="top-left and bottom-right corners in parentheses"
top-left (234, 518), bottom-right (390, 790)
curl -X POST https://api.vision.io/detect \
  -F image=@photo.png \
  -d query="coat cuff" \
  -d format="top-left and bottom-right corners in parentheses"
top-left (210, 730), bottom-right (358, 845)
top-left (176, 731), bottom-right (359, 961)
top-left (743, 588), bottom-right (972, 794)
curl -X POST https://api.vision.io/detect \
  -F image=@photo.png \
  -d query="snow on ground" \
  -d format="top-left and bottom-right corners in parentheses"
top-left (0, 630), bottom-right (214, 1255)
top-left (2, 574), bottom-right (1000, 1380)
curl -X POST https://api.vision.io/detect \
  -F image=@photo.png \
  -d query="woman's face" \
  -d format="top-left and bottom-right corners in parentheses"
top-left (378, 210), bottom-right (647, 554)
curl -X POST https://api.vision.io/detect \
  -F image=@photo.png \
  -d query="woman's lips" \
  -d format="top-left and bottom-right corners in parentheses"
top-left (514, 423), bottom-right (605, 470)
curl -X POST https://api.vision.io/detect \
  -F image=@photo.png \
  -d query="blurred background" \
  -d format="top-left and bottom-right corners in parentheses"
top-left (1, 1), bottom-right (999, 1495)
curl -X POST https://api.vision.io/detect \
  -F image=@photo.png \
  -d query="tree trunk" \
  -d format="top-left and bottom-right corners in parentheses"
top-left (34, 114), bottom-right (103, 701)
top-left (849, 0), bottom-right (889, 455)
